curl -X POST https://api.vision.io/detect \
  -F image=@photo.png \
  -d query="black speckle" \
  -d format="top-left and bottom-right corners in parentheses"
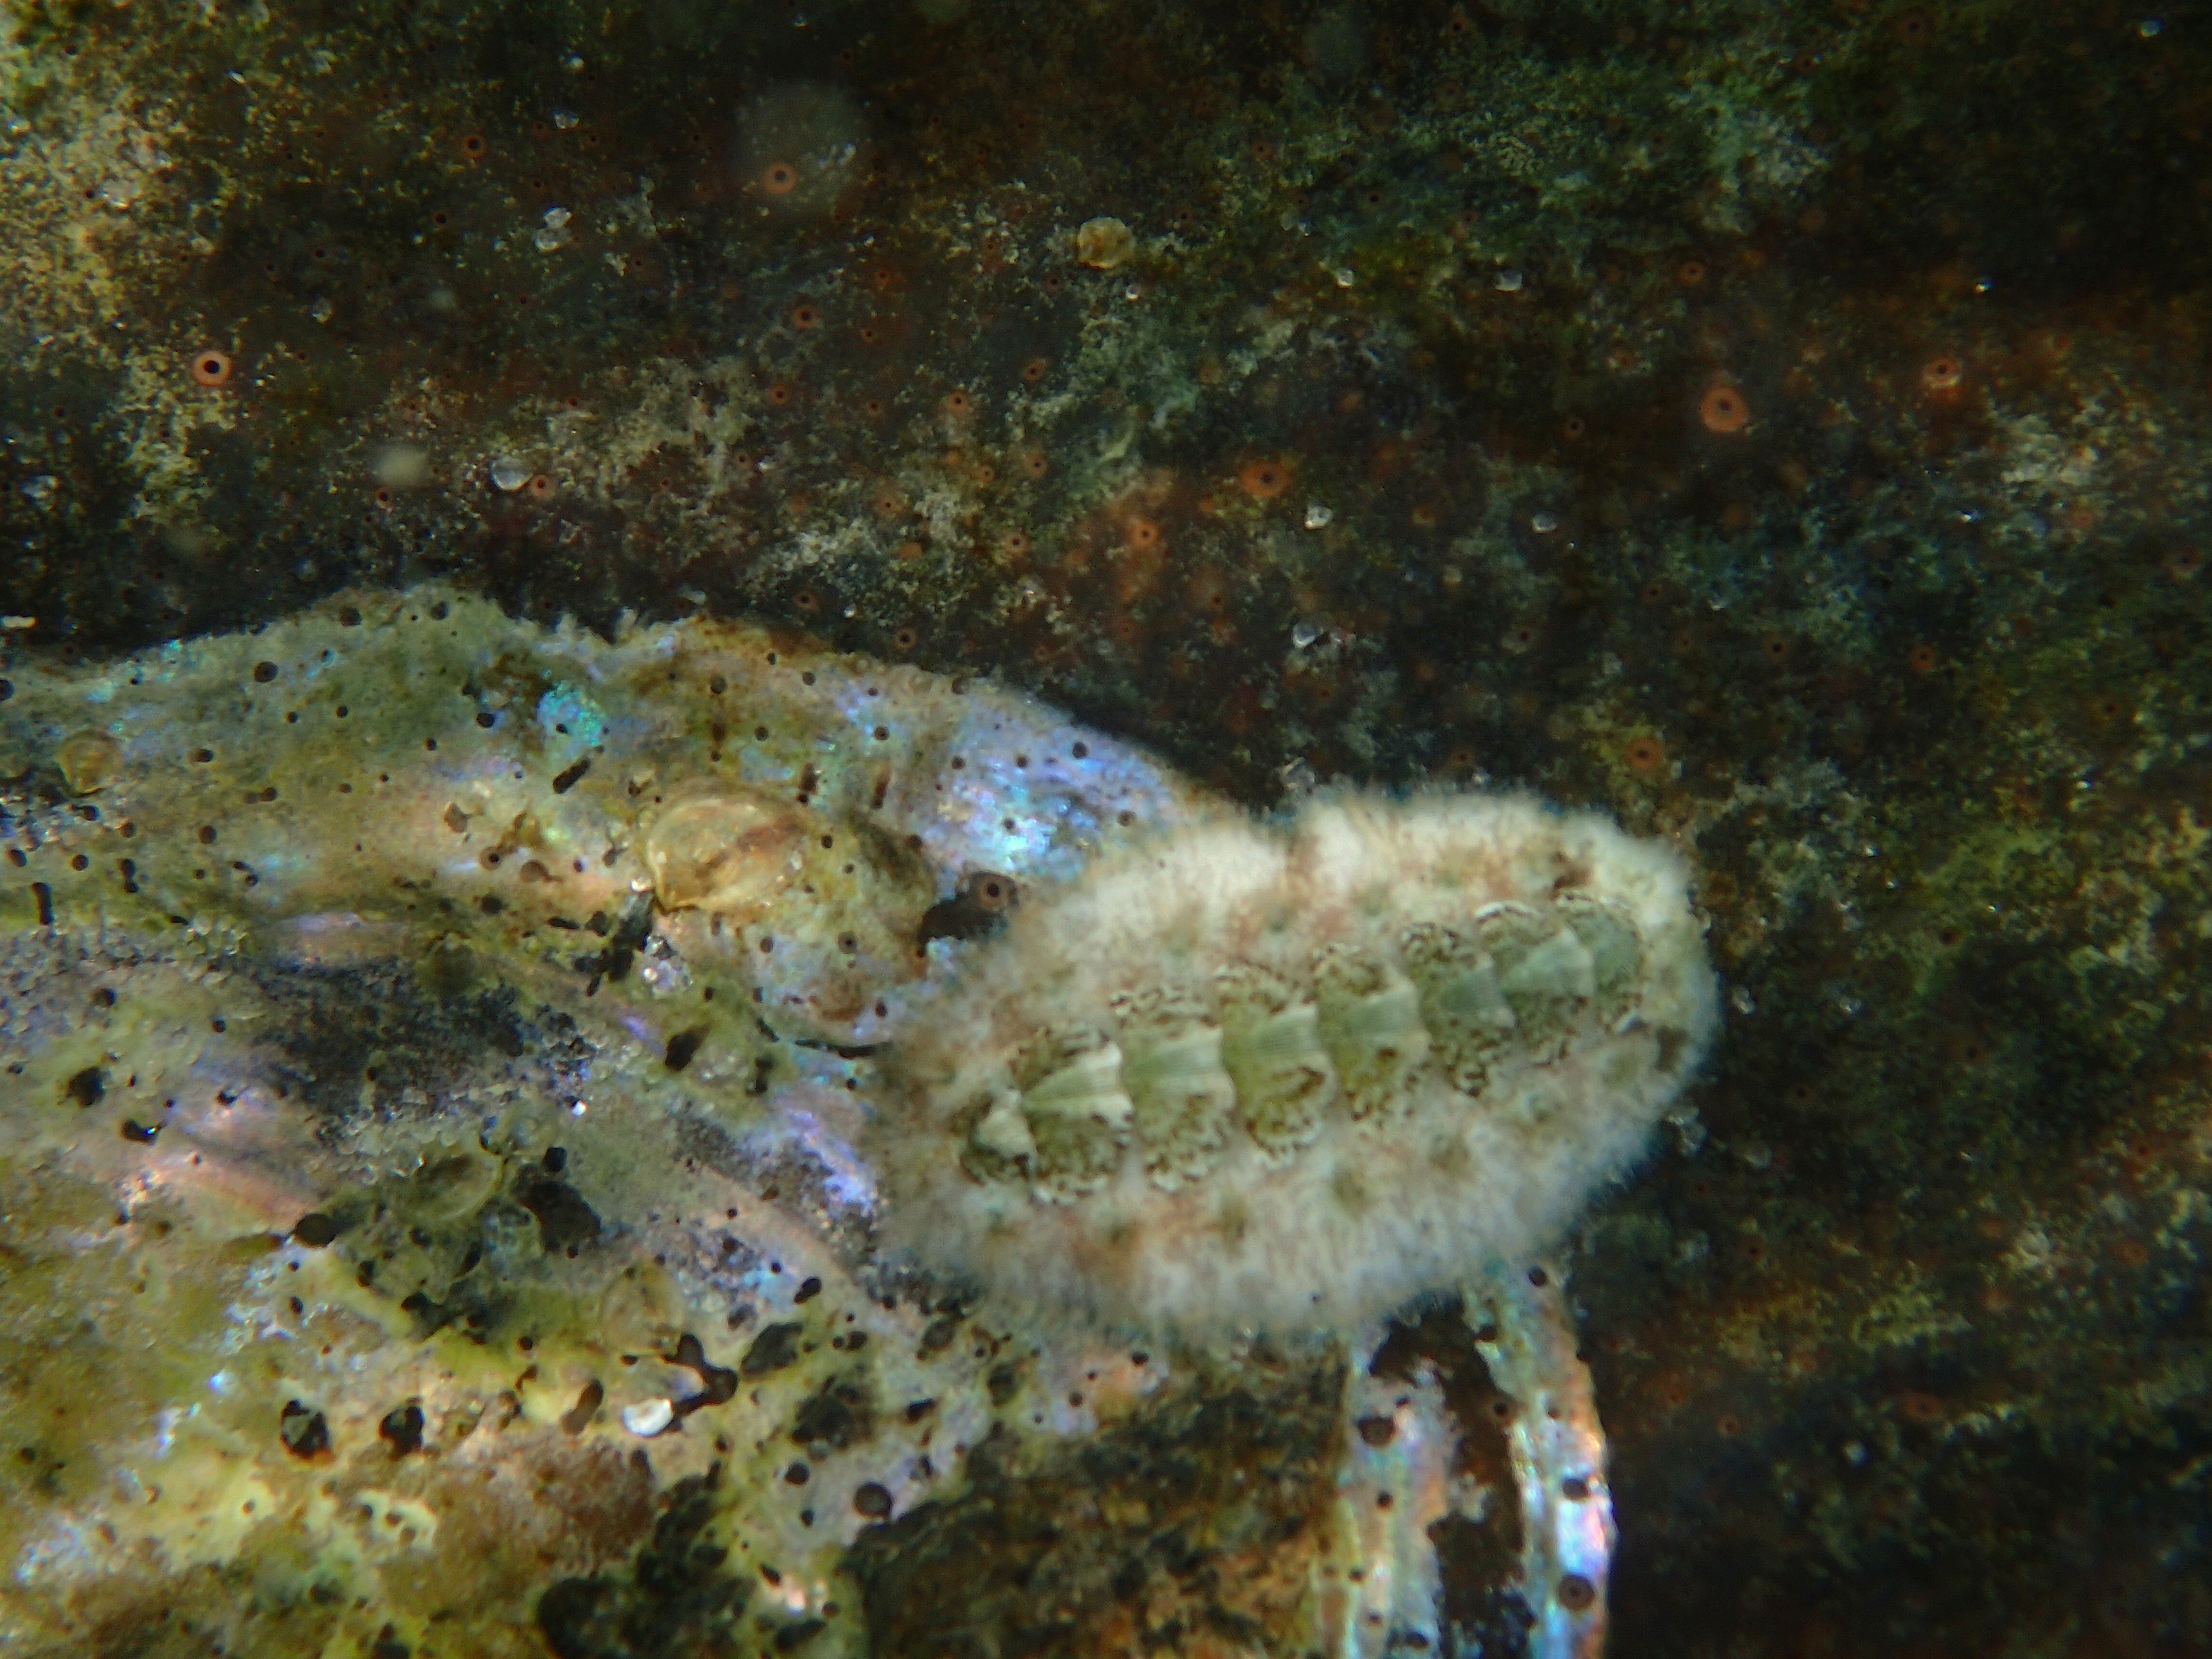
top-left (542, 1145), bottom-right (568, 1174)
top-left (793, 1276), bottom-right (822, 1304)
top-left (986, 1365), bottom-right (1021, 1406)
top-left (278, 1399), bottom-right (330, 1459)
top-left (120, 1118), bottom-right (159, 1143)
top-left (790, 1374), bottom-right (871, 1451)
top-left (741, 1322), bottom-right (805, 1378)
top-left (292, 1211), bottom-right (340, 1246)
top-left (399, 1289), bottom-right (457, 1335)
top-left (31, 882), bottom-right (53, 927)
top-left (552, 756), bottom-right (592, 793)
top-left (378, 1404), bottom-right (425, 1455)
top-left (535, 1577), bottom-right (611, 1659)
top-left (669, 1334), bottom-right (739, 1409)
top-left (853, 1482), bottom-right (892, 1519)
top-left (783, 1460), bottom-right (811, 1485)
top-left (252, 661), bottom-right (278, 683)
top-left (917, 871), bottom-right (1021, 946)
top-left (63, 1066), bottom-right (105, 1107)
top-left (560, 1380), bottom-right (604, 1435)
top-left (664, 1027), bottom-right (706, 1072)
top-left (514, 1173), bottom-right (601, 1252)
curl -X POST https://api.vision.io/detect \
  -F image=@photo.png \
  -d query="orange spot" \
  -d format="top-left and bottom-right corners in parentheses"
top-left (998, 529), bottom-right (1032, 559)
top-left (1238, 459), bottom-right (1291, 499)
top-left (1759, 633), bottom-right (1791, 666)
top-left (1560, 414), bottom-right (1586, 441)
top-left (1125, 518), bottom-right (1162, 553)
top-left (892, 626), bottom-right (919, 652)
top-left (861, 397), bottom-right (887, 419)
top-left (870, 487), bottom-right (904, 519)
top-left (1921, 354), bottom-right (1962, 393)
top-left (1017, 450), bottom-right (1048, 480)
top-left (190, 350), bottom-right (233, 388)
top-left (1409, 503), bottom-right (1439, 529)
top-left (1021, 357), bottom-right (1049, 384)
top-left (761, 161), bottom-right (798, 195)
top-left (2163, 546), bottom-right (2202, 582)
top-left (793, 588), bottom-right (820, 615)
top-left (1907, 642), bottom-right (1941, 674)
top-left (1676, 258), bottom-right (1707, 287)
top-left (943, 389), bottom-right (972, 417)
top-left (457, 133), bottom-right (487, 161)
top-left (1623, 734), bottom-right (1666, 774)
top-left (1893, 10), bottom-right (1931, 45)
top-left (526, 473), bottom-right (555, 499)
top-left (790, 303), bottom-right (820, 330)
top-left (856, 322), bottom-right (882, 346)
top-left (1897, 1390), bottom-right (1944, 1425)
top-left (372, 487), bottom-right (394, 509)
top-left (1698, 383), bottom-right (1750, 433)
top-left (768, 382), bottom-right (795, 407)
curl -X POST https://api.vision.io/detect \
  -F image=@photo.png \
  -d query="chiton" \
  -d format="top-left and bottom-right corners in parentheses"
top-left (874, 791), bottom-right (1719, 1340)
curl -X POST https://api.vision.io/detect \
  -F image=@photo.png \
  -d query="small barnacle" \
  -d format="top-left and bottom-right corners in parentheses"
top-left (1074, 216), bottom-right (1136, 270)
top-left (642, 789), bottom-right (805, 917)
top-left (598, 1259), bottom-right (688, 1356)
top-left (55, 730), bottom-right (122, 794)
top-left (406, 1138), bottom-right (504, 1224)
top-left (189, 349), bottom-right (234, 388)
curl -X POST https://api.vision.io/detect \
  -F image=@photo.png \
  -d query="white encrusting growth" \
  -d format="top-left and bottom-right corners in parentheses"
top-left (875, 791), bottom-right (1719, 1340)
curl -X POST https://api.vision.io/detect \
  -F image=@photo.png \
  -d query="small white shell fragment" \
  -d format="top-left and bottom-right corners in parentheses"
top-left (620, 1398), bottom-right (675, 1438)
